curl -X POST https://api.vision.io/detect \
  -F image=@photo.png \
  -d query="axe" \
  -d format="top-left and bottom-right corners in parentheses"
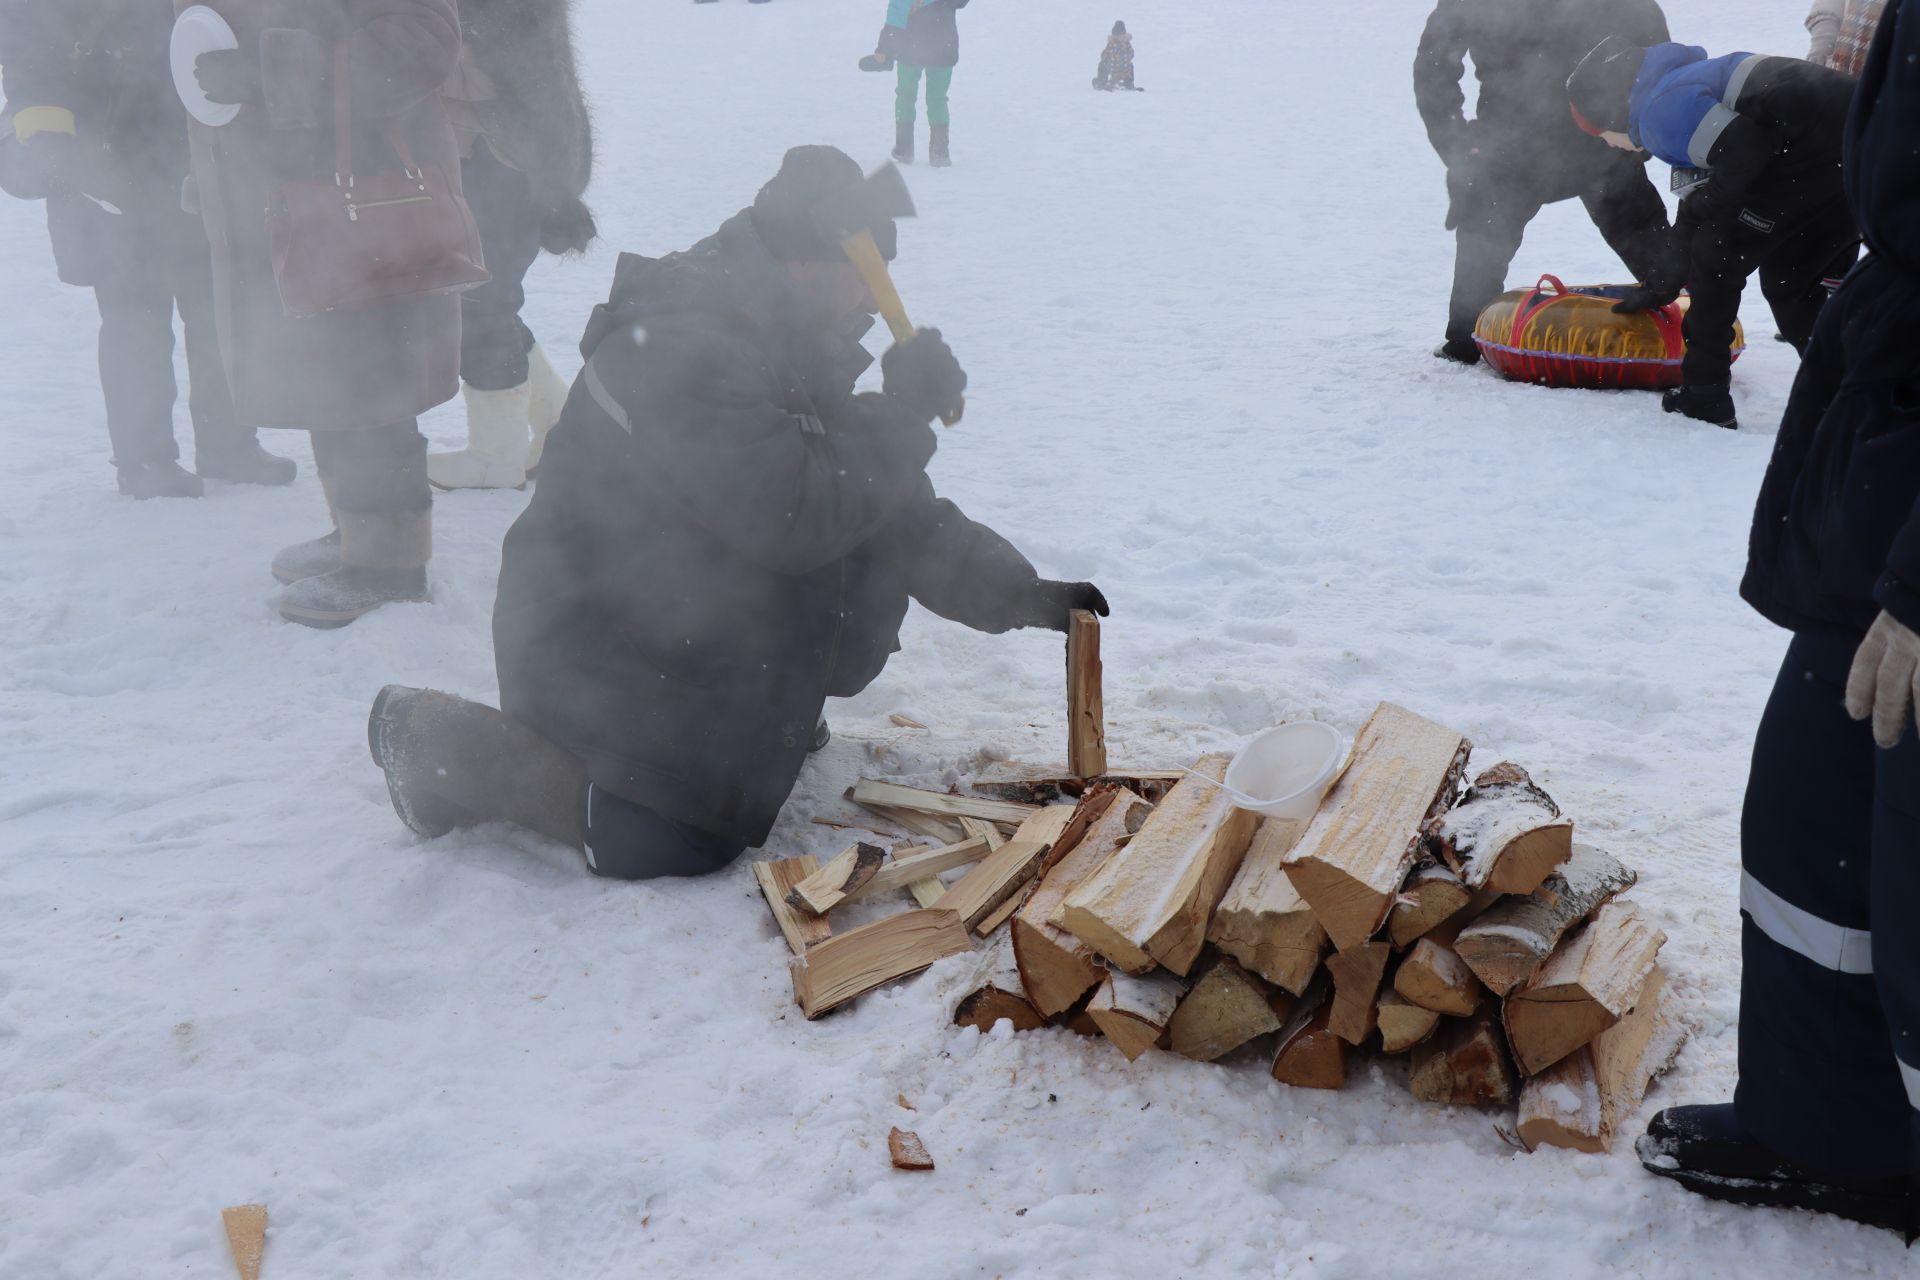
top-left (836, 165), bottom-right (964, 426)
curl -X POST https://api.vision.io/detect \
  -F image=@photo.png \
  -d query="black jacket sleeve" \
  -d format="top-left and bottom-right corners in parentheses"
top-left (882, 480), bottom-right (1042, 634)
top-left (1413, 0), bottom-right (1473, 163)
top-left (0, 3), bottom-right (85, 109)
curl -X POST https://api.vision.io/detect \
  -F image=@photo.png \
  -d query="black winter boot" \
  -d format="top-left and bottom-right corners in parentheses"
top-left (1433, 337), bottom-right (1481, 366)
top-left (197, 439), bottom-right (298, 486)
top-left (1662, 382), bottom-right (1738, 429)
top-left (893, 119), bottom-right (915, 164)
top-left (270, 529), bottom-right (343, 585)
top-left (368, 685), bottom-right (589, 847)
top-left (116, 459), bottom-right (203, 499)
top-left (929, 123), bottom-right (951, 167)
top-left (1638, 1105), bottom-right (1917, 1241)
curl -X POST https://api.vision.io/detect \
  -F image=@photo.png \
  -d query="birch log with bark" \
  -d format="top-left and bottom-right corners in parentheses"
top-left (1270, 975), bottom-right (1345, 1090)
top-left (1087, 969), bottom-right (1187, 1061)
top-left (1393, 936), bottom-right (1484, 1016)
top-left (1427, 763), bottom-right (1572, 896)
top-left (1409, 1009), bottom-right (1519, 1106)
top-left (1387, 861), bottom-right (1474, 949)
top-left (952, 932), bottom-right (1046, 1034)
top-left (1454, 845), bottom-right (1637, 995)
top-left (1376, 986), bottom-right (1442, 1053)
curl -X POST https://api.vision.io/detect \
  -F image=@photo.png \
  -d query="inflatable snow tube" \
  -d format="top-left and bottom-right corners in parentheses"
top-left (1472, 274), bottom-right (1744, 391)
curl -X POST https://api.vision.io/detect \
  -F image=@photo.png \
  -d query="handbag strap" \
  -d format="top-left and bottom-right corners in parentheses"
top-left (331, 40), bottom-right (422, 187)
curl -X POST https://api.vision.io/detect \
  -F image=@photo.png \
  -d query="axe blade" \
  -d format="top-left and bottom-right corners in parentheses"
top-left (863, 162), bottom-right (917, 222)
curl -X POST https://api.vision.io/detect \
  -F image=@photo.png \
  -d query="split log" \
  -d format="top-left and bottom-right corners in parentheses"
top-left (1283, 703), bottom-right (1472, 951)
top-left (1376, 987), bottom-right (1442, 1053)
top-left (1505, 900), bottom-right (1664, 1075)
top-left (853, 837), bottom-right (991, 901)
top-left (1059, 754), bottom-right (1260, 976)
top-left (1087, 969), bottom-right (1186, 1061)
top-left (888, 1128), bottom-right (936, 1171)
top-left (969, 768), bottom-right (1185, 806)
top-left (790, 909), bottom-right (972, 1019)
top-left (1209, 816), bottom-right (1331, 996)
top-left (1166, 952), bottom-right (1290, 1061)
top-left (1270, 976), bottom-right (1345, 1090)
top-left (848, 779), bottom-right (1040, 829)
top-left (222, 1204), bottom-right (267, 1280)
top-left (1409, 1009), bottom-right (1518, 1106)
top-left (959, 816), bottom-right (1004, 847)
top-left (1067, 609), bottom-right (1108, 778)
top-left (952, 932), bottom-right (1046, 1034)
top-left (975, 883), bottom-right (1032, 935)
top-left (785, 843), bottom-right (886, 916)
top-left (1326, 940), bottom-right (1392, 1045)
top-left (1009, 802), bottom-right (1078, 852)
top-left (1455, 844), bottom-right (1637, 996)
top-left (866, 805), bottom-right (969, 846)
top-left (1387, 861), bottom-right (1473, 949)
top-left (1393, 937), bottom-right (1484, 1016)
top-left (753, 855), bottom-right (833, 955)
top-left (1517, 966), bottom-right (1687, 1153)
top-left (1012, 790), bottom-right (1155, 1016)
top-left (907, 878), bottom-right (948, 910)
top-left (1428, 763), bottom-right (1573, 896)
top-left (936, 839), bottom-right (1052, 932)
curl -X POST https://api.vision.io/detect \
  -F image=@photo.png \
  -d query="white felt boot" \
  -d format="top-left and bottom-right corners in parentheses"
top-left (524, 344), bottom-right (568, 477)
top-left (429, 383), bottom-right (531, 491)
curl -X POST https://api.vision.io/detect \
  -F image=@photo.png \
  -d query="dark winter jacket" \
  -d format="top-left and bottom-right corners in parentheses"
top-left (178, 0), bottom-right (464, 430)
top-left (493, 212), bottom-right (1044, 847)
top-left (442, 0), bottom-right (595, 254)
top-left (879, 0), bottom-right (969, 70)
top-left (1742, 0), bottom-right (1920, 638)
top-left (1627, 45), bottom-right (1854, 225)
top-left (1414, 0), bottom-right (1669, 181)
top-left (0, 0), bottom-right (205, 289)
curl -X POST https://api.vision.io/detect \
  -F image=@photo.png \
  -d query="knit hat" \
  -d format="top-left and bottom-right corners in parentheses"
top-left (750, 145), bottom-right (912, 263)
top-left (1112, 20), bottom-right (1127, 35)
top-left (1567, 35), bottom-right (1648, 135)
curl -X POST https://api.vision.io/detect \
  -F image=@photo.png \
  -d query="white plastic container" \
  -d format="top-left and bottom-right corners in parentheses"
top-left (1215, 721), bottom-right (1349, 821)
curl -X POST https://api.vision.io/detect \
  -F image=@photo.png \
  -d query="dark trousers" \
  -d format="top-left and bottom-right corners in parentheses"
top-left (1681, 200), bottom-right (1859, 386)
top-left (583, 783), bottom-right (745, 881)
top-left (1446, 158), bottom-right (1670, 344)
top-left (93, 260), bottom-right (252, 469)
top-left (459, 142), bottom-right (543, 391)
top-left (309, 422), bottom-right (430, 515)
top-left (1736, 629), bottom-right (1920, 1178)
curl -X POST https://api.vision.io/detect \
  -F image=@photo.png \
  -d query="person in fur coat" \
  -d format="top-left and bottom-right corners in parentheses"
top-left (431, 0), bottom-right (598, 491)
top-left (1092, 21), bottom-right (1139, 91)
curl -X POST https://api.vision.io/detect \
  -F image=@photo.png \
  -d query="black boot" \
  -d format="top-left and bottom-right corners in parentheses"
top-left (1638, 1105), bottom-right (1917, 1240)
top-left (1433, 337), bottom-right (1481, 366)
top-left (270, 529), bottom-right (343, 585)
top-left (116, 459), bottom-right (204, 499)
top-left (1662, 382), bottom-right (1738, 429)
top-left (197, 439), bottom-right (298, 486)
top-left (368, 685), bottom-right (589, 847)
top-left (929, 123), bottom-right (951, 167)
top-left (893, 119), bottom-right (915, 164)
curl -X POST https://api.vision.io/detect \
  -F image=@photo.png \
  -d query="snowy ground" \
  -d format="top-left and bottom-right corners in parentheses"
top-left (2, 1), bottom-right (1907, 1276)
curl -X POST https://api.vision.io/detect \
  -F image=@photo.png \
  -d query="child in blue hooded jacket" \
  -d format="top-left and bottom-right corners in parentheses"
top-left (1568, 35), bottom-right (1858, 428)
top-left (873, 0), bottom-right (971, 167)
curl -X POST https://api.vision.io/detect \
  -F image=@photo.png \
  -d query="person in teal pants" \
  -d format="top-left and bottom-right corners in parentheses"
top-left (875, 0), bottom-right (970, 166)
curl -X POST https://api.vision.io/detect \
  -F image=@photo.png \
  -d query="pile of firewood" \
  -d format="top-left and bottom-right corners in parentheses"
top-left (756, 625), bottom-right (1686, 1156)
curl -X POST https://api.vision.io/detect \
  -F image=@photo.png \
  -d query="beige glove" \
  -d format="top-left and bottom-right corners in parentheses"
top-left (1844, 611), bottom-right (1920, 748)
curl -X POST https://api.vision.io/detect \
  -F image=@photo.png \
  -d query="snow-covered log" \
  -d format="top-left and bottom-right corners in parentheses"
top-left (1504, 900), bottom-right (1665, 1076)
top-left (1087, 969), bottom-right (1187, 1061)
top-left (1428, 763), bottom-right (1572, 896)
top-left (1454, 844), bottom-right (1637, 995)
top-left (1518, 967), bottom-right (1687, 1153)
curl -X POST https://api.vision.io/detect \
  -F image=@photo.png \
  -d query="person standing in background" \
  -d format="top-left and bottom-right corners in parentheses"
top-left (1807, 0), bottom-right (1888, 75)
top-left (185, 0), bottom-right (466, 627)
top-left (877, 0), bottom-right (970, 167)
top-left (430, 0), bottom-right (597, 492)
top-left (0, 0), bottom-right (296, 499)
top-left (1092, 21), bottom-right (1139, 92)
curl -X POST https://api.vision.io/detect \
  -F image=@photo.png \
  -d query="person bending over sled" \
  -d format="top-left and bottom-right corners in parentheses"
top-left (1568, 34), bottom-right (1859, 430)
top-left (1093, 22), bottom-right (1139, 92)
top-left (368, 146), bottom-right (1107, 881)
top-left (1639, 1), bottom-right (1919, 1239)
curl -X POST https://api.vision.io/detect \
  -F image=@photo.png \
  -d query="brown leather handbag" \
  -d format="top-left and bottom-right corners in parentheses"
top-left (266, 41), bottom-right (489, 318)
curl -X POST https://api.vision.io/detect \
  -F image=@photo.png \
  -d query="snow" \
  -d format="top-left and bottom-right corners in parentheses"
top-left (1, 1), bottom-right (1907, 1277)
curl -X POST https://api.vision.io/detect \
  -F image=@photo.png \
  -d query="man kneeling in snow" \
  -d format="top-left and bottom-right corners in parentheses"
top-left (367, 146), bottom-right (1106, 880)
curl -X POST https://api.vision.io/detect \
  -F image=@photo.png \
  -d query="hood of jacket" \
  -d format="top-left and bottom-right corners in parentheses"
top-left (1628, 43), bottom-right (1733, 164)
top-left (1846, 0), bottom-right (1919, 275)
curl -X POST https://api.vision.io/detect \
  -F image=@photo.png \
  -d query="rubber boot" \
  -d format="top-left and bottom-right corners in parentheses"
top-left (523, 344), bottom-right (568, 478)
top-left (367, 684), bottom-right (588, 847)
top-left (1433, 337), bottom-right (1481, 366)
top-left (278, 508), bottom-right (430, 628)
top-left (117, 459), bottom-right (203, 499)
top-left (428, 383), bottom-right (531, 491)
top-left (893, 119), bottom-right (915, 165)
top-left (929, 123), bottom-right (951, 168)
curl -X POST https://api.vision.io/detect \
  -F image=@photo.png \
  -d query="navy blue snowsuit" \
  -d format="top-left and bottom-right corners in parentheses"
top-left (1733, 0), bottom-right (1920, 1179)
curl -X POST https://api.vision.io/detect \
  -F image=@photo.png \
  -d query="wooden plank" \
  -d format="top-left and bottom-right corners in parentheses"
top-left (1326, 940), bottom-right (1392, 1045)
top-left (1067, 609), bottom-right (1108, 778)
top-left (1518, 967), bottom-right (1687, 1153)
top-left (974, 882), bottom-right (1032, 936)
top-left (969, 767), bottom-right (1185, 806)
top-left (865, 804), bottom-right (968, 846)
top-left (1376, 986), bottom-right (1441, 1053)
top-left (1429, 763), bottom-right (1573, 896)
top-left (1269, 975), bottom-right (1344, 1089)
top-left (1059, 755), bottom-right (1260, 976)
top-left (1505, 900), bottom-right (1664, 1076)
top-left (1086, 969), bottom-right (1186, 1061)
top-left (1167, 952), bottom-right (1289, 1061)
top-left (1209, 815), bottom-right (1331, 995)
top-left (1012, 790), bottom-right (1152, 1016)
top-left (952, 932), bottom-right (1046, 1033)
top-left (1282, 703), bottom-right (1472, 951)
top-left (936, 839), bottom-right (1052, 931)
top-left (753, 856), bottom-right (832, 955)
top-left (222, 1204), bottom-right (267, 1280)
top-left (790, 909), bottom-right (973, 1019)
top-left (1388, 861), bottom-right (1473, 949)
top-left (907, 878), bottom-right (948, 910)
top-left (848, 779), bottom-right (1040, 828)
top-left (1455, 844), bottom-right (1636, 996)
top-left (853, 837), bottom-right (992, 901)
top-left (1393, 936), bottom-right (1485, 1016)
top-left (785, 843), bottom-right (886, 916)
top-left (1409, 1009), bottom-right (1518, 1106)
top-left (888, 1128), bottom-right (936, 1170)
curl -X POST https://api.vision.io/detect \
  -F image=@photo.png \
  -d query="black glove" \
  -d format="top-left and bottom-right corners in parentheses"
top-left (1611, 282), bottom-right (1682, 314)
top-left (195, 49), bottom-right (262, 107)
top-left (881, 328), bottom-right (967, 424)
top-left (1442, 146), bottom-right (1488, 232)
top-left (1022, 580), bottom-right (1110, 632)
